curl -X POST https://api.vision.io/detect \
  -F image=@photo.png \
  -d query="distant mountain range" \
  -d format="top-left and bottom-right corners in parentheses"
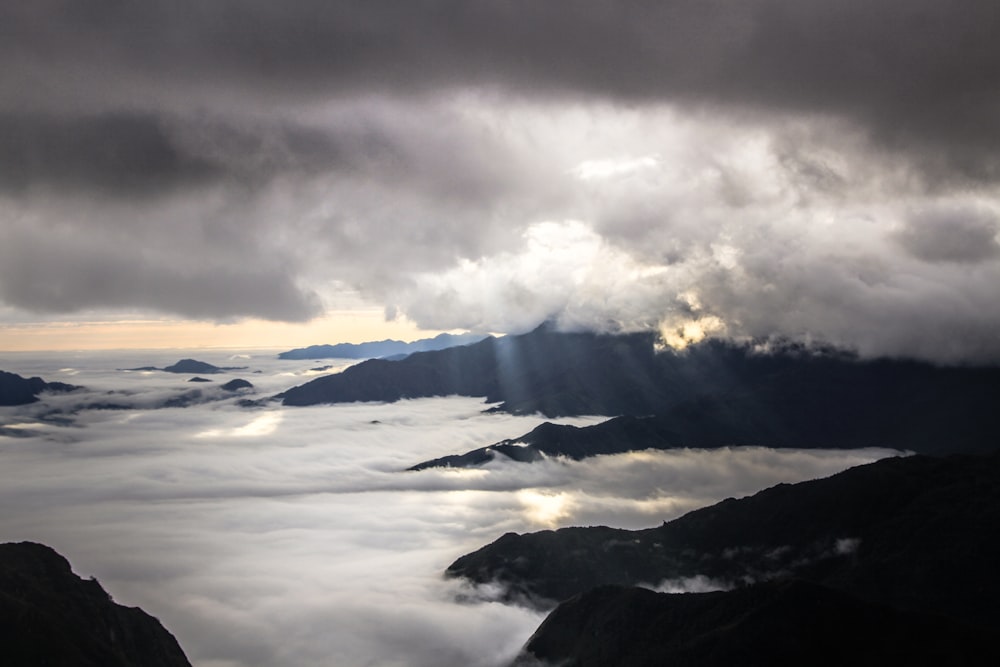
top-left (0, 370), bottom-right (79, 406)
top-left (277, 332), bottom-right (487, 360)
top-left (277, 324), bottom-right (1000, 456)
top-left (451, 452), bottom-right (1000, 665)
top-left (0, 542), bottom-right (191, 666)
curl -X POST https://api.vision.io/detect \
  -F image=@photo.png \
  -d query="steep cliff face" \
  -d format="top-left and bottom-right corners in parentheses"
top-left (0, 542), bottom-right (191, 667)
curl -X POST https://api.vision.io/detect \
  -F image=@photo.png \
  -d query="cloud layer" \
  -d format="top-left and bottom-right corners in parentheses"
top-left (0, 351), bottom-right (899, 667)
top-left (2, 2), bottom-right (1000, 360)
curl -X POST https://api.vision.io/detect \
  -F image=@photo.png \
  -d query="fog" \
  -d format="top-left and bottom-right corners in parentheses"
top-left (0, 350), bottom-right (899, 666)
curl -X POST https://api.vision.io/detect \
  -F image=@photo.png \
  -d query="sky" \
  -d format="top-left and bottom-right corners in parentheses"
top-left (2, 2), bottom-right (1000, 360)
top-left (0, 350), bottom-right (898, 666)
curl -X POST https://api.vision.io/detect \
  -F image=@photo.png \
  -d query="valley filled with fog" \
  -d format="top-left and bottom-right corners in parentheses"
top-left (0, 349), bottom-right (899, 667)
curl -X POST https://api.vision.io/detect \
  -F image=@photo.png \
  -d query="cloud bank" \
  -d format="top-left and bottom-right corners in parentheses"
top-left (2, 2), bottom-right (1000, 361)
top-left (0, 351), bottom-right (900, 666)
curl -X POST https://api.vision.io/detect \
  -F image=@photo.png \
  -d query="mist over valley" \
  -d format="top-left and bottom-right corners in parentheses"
top-left (0, 344), bottom-right (910, 666)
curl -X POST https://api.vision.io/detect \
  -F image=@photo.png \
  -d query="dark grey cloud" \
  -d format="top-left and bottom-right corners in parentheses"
top-left (0, 110), bottom-right (411, 199)
top-left (0, 208), bottom-right (322, 321)
top-left (2, 2), bottom-right (1000, 362)
top-left (0, 113), bottom-right (221, 197)
top-left (3, 1), bottom-right (999, 175)
top-left (0, 97), bottom-right (547, 322)
top-left (893, 204), bottom-right (1000, 264)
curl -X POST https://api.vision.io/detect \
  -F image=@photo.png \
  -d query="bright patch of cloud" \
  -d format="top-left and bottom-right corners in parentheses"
top-left (517, 490), bottom-right (575, 528)
top-left (571, 155), bottom-right (660, 181)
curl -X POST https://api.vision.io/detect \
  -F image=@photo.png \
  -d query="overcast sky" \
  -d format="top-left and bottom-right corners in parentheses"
top-left (2, 1), bottom-right (1000, 360)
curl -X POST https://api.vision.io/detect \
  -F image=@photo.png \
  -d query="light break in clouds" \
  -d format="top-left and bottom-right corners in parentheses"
top-left (2, 2), bottom-right (1000, 361)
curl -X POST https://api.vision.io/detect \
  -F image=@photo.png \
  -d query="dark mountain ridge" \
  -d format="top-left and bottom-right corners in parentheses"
top-left (280, 325), bottom-right (667, 414)
top-left (457, 452), bottom-right (1000, 665)
top-left (448, 452), bottom-right (1000, 629)
top-left (282, 327), bottom-right (1000, 462)
top-left (0, 369), bottom-right (80, 406)
top-left (515, 580), bottom-right (1000, 667)
top-left (0, 541), bottom-right (191, 666)
top-left (401, 332), bottom-right (1000, 466)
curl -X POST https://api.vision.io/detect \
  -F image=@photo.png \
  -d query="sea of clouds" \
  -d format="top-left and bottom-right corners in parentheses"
top-left (0, 349), bottom-right (900, 667)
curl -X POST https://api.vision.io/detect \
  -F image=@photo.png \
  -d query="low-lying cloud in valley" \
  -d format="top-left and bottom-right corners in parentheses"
top-left (0, 352), bottom-right (900, 666)
top-left (1, 4), bottom-right (997, 663)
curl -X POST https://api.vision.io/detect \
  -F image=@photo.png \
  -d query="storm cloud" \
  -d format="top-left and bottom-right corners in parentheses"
top-left (5, 1), bottom-right (999, 159)
top-left (2, 2), bottom-right (1000, 360)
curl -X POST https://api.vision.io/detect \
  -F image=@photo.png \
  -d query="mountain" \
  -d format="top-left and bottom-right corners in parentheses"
top-left (220, 378), bottom-right (253, 391)
top-left (162, 359), bottom-right (239, 374)
top-left (281, 326), bottom-right (1000, 445)
top-left (280, 325), bottom-right (669, 414)
top-left (0, 370), bottom-right (79, 406)
top-left (458, 453), bottom-right (1000, 664)
top-left (123, 359), bottom-right (247, 374)
top-left (514, 580), bottom-right (999, 667)
top-left (411, 366), bottom-right (1000, 466)
top-left (405, 334), bottom-right (1000, 465)
top-left (277, 332), bottom-right (488, 360)
top-left (448, 453), bottom-right (1000, 630)
top-left (0, 541), bottom-right (191, 666)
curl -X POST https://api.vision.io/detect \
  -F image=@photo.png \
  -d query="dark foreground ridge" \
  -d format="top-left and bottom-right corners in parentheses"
top-left (454, 453), bottom-right (1000, 665)
top-left (514, 580), bottom-right (1000, 667)
top-left (277, 332), bottom-right (488, 360)
top-left (0, 541), bottom-right (192, 667)
top-left (449, 453), bottom-right (1000, 628)
top-left (0, 369), bottom-right (80, 406)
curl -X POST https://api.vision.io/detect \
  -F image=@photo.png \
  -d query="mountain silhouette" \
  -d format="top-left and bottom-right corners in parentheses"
top-left (0, 370), bottom-right (79, 406)
top-left (450, 453), bottom-right (1000, 625)
top-left (281, 325), bottom-right (675, 414)
top-left (514, 580), bottom-right (999, 667)
top-left (0, 542), bottom-right (191, 666)
top-left (453, 453), bottom-right (1000, 665)
top-left (284, 327), bottom-right (1000, 460)
top-left (122, 359), bottom-right (247, 374)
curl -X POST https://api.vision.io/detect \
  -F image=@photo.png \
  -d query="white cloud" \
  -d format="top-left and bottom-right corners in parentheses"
top-left (571, 155), bottom-right (660, 181)
top-left (0, 352), bottom-right (899, 666)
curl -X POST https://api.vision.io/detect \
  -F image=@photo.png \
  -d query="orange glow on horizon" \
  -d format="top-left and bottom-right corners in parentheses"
top-left (0, 311), bottom-right (452, 352)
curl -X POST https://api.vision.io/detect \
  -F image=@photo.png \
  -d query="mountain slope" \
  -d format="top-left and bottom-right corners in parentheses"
top-left (0, 370), bottom-right (79, 406)
top-left (0, 542), bottom-right (191, 667)
top-left (282, 327), bottom-right (1000, 452)
top-left (515, 580), bottom-right (999, 667)
top-left (448, 453), bottom-right (1000, 630)
top-left (411, 378), bottom-right (1000, 466)
top-left (280, 325), bottom-right (666, 415)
